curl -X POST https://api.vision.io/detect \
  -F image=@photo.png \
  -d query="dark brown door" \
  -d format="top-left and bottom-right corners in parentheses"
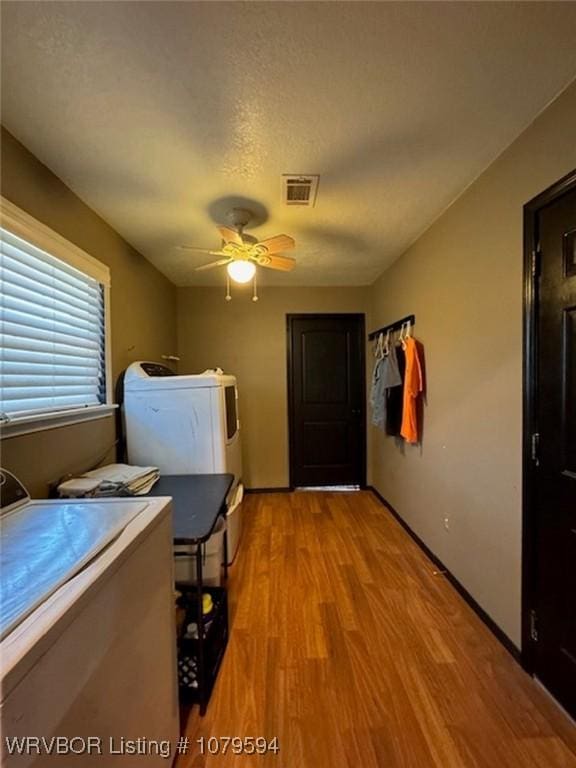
top-left (532, 185), bottom-right (576, 717)
top-left (288, 314), bottom-right (366, 487)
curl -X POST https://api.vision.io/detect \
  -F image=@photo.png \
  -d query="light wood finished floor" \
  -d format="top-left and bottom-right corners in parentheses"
top-left (178, 491), bottom-right (576, 767)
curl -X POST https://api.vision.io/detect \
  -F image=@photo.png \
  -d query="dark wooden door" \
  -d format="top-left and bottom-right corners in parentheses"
top-left (532, 185), bottom-right (576, 718)
top-left (288, 314), bottom-right (366, 487)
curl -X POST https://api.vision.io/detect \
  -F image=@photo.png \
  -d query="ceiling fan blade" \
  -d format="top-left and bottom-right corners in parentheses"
top-left (257, 234), bottom-right (295, 254)
top-left (218, 226), bottom-right (243, 245)
top-left (195, 258), bottom-right (232, 272)
top-left (260, 254), bottom-right (296, 272)
top-left (178, 246), bottom-right (226, 255)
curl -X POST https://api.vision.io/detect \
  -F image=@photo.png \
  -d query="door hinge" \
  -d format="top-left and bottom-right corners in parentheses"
top-left (531, 432), bottom-right (540, 466)
top-left (531, 244), bottom-right (541, 279)
top-left (530, 609), bottom-right (539, 643)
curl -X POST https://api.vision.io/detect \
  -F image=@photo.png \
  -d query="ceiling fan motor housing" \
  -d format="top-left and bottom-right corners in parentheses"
top-left (226, 207), bottom-right (253, 231)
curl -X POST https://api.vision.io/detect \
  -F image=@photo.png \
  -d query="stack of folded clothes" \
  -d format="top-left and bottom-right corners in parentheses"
top-left (58, 463), bottom-right (159, 498)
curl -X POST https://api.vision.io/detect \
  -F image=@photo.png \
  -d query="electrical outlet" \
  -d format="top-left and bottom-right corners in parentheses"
top-left (443, 517), bottom-right (450, 531)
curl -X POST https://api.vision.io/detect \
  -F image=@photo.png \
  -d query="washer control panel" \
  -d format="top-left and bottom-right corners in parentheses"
top-left (0, 469), bottom-right (30, 514)
top-left (140, 363), bottom-right (175, 377)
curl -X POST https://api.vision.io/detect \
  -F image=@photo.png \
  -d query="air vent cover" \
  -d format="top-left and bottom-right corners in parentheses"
top-left (282, 175), bottom-right (319, 207)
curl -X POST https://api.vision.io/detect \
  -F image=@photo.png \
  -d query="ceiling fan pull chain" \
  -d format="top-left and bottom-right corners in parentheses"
top-left (252, 271), bottom-right (259, 302)
top-left (225, 272), bottom-right (232, 302)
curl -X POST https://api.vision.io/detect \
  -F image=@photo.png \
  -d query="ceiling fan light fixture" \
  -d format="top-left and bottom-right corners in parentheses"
top-left (227, 259), bottom-right (256, 284)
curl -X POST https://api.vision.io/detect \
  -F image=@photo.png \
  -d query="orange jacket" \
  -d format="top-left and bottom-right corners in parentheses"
top-left (400, 337), bottom-right (422, 444)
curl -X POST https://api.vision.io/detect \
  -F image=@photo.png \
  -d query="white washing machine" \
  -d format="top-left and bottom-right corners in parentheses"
top-left (123, 362), bottom-right (244, 563)
top-left (0, 470), bottom-right (178, 767)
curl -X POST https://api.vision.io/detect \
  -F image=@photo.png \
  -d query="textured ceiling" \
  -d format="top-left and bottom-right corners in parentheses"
top-left (2, 1), bottom-right (576, 287)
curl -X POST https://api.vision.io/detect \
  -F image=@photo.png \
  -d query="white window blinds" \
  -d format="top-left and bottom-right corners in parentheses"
top-left (1, 228), bottom-right (107, 418)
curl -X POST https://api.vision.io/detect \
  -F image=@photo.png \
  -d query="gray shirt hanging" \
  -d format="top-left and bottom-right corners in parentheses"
top-left (370, 344), bottom-right (402, 430)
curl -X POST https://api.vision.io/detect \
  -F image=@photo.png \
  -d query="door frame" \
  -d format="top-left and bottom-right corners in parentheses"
top-left (522, 168), bottom-right (576, 670)
top-left (286, 313), bottom-right (367, 490)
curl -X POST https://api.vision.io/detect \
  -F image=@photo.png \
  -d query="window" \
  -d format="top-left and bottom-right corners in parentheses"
top-left (1, 197), bottom-right (112, 434)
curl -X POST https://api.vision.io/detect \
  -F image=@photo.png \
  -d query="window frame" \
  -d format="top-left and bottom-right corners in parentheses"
top-left (1, 196), bottom-right (115, 438)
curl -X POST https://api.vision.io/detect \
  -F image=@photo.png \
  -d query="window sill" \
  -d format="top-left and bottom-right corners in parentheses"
top-left (0, 405), bottom-right (118, 439)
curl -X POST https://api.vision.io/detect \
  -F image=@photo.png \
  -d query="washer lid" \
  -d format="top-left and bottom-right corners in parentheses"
top-left (123, 362), bottom-right (236, 391)
top-left (0, 499), bottom-right (148, 640)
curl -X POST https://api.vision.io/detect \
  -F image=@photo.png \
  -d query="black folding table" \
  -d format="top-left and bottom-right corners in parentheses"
top-left (145, 473), bottom-right (234, 714)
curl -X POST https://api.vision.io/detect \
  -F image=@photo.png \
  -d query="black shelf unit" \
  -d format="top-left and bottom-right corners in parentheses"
top-left (142, 474), bottom-right (234, 716)
top-left (176, 585), bottom-right (229, 709)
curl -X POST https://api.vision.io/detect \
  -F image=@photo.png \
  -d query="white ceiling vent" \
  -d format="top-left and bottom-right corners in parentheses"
top-left (282, 175), bottom-right (319, 207)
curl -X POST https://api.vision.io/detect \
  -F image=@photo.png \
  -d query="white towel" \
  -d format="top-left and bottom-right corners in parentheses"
top-left (58, 464), bottom-right (159, 498)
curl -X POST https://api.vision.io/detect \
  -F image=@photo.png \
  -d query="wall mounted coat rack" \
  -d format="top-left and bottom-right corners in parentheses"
top-left (368, 314), bottom-right (415, 341)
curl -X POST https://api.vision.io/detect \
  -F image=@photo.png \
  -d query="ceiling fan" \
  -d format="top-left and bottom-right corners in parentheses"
top-left (179, 208), bottom-right (296, 296)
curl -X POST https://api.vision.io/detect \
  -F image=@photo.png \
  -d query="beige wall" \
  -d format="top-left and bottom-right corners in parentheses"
top-left (370, 80), bottom-right (576, 648)
top-left (1, 419), bottom-right (117, 499)
top-left (177, 286), bottom-right (371, 489)
top-left (1, 128), bottom-right (178, 497)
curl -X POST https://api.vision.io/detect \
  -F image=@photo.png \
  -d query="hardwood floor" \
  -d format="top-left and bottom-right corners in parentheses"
top-left (178, 491), bottom-right (576, 767)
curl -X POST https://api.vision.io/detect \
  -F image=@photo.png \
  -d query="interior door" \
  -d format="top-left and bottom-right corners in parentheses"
top-left (532, 184), bottom-right (576, 718)
top-left (288, 314), bottom-right (366, 487)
